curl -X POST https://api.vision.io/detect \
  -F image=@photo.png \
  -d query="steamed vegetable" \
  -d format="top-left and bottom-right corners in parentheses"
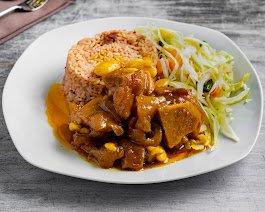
top-left (136, 26), bottom-right (251, 148)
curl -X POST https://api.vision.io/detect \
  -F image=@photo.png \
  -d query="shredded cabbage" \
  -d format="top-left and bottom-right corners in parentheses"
top-left (136, 26), bottom-right (251, 147)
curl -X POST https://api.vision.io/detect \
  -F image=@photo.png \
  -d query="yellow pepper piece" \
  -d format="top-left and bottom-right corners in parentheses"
top-left (123, 67), bottom-right (139, 73)
top-left (125, 57), bottom-right (157, 77)
top-left (69, 122), bottom-right (81, 131)
top-left (190, 143), bottom-right (205, 151)
top-left (186, 139), bottom-right (206, 151)
top-left (126, 58), bottom-right (151, 69)
top-left (104, 142), bottom-right (117, 151)
top-left (144, 66), bottom-right (157, 77)
top-left (147, 146), bottom-right (168, 163)
top-left (197, 131), bottom-right (211, 146)
top-left (147, 146), bottom-right (164, 156)
top-left (155, 78), bottom-right (170, 88)
top-left (94, 60), bottom-right (121, 76)
top-left (156, 152), bottom-right (169, 163)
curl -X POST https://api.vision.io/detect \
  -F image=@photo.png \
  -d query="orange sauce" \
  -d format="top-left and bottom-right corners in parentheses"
top-left (45, 83), bottom-right (200, 169)
top-left (145, 148), bottom-right (199, 169)
top-left (45, 83), bottom-right (73, 149)
top-left (168, 149), bottom-right (199, 162)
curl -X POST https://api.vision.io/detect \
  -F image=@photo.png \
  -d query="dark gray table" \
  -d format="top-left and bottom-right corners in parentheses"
top-left (1, 0), bottom-right (265, 211)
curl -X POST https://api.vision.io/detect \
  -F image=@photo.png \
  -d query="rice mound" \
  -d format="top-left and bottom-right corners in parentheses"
top-left (63, 30), bottom-right (158, 104)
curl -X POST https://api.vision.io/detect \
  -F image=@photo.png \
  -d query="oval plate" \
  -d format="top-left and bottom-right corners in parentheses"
top-left (2, 17), bottom-right (263, 184)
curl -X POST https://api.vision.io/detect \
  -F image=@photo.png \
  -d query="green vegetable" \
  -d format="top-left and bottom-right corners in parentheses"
top-left (158, 40), bottom-right (164, 46)
top-left (136, 25), bottom-right (251, 146)
top-left (203, 79), bottom-right (214, 92)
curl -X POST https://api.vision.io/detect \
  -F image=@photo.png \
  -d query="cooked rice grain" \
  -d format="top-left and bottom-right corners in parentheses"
top-left (63, 30), bottom-right (158, 103)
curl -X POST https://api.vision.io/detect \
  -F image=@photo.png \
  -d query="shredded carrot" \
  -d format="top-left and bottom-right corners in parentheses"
top-left (156, 60), bottom-right (164, 76)
top-left (210, 87), bottom-right (223, 98)
top-left (165, 48), bottom-right (183, 71)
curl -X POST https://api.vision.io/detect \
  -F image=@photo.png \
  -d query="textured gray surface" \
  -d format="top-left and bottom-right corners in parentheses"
top-left (1, 0), bottom-right (265, 211)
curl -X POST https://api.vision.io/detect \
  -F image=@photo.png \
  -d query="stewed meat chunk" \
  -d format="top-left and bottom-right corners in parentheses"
top-left (158, 101), bottom-right (203, 148)
top-left (120, 140), bottom-right (145, 171)
top-left (135, 95), bottom-right (167, 132)
top-left (88, 142), bottom-right (124, 169)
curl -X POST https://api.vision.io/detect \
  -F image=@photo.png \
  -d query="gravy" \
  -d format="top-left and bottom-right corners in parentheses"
top-left (46, 83), bottom-right (201, 170)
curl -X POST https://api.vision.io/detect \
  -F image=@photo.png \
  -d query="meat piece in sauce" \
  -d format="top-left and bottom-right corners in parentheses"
top-left (88, 142), bottom-right (124, 169)
top-left (86, 113), bottom-right (124, 136)
top-left (155, 87), bottom-right (191, 103)
top-left (135, 95), bottom-right (167, 132)
top-left (103, 69), bottom-right (134, 119)
top-left (158, 101), bottom-right (203, 148)
top-left (120, 139), bottom-right (145, 171)
top-left (103, 69), bottom-right (133, 95)
top-left (72, 97), bottom-right (124, 136)
top-left (72, 133), bottom-right (91, 148)
top-left (113, 85), bottom-right (135, 119)
top-left (156, 87), bottom-right (205, 138)
top-left (88, 130), bottom-right (109, 138)
top-left (70, 97), bottom-right (101, 124)
top-left (131, 69), bottom-right (155, 96)
top-left (98, 96), bottom-right (122, 123)
top-left (103, 68), bottom-right (155, 96)
top-left (71, 133), bottom-right (96, 157)
top-left (102, 69), bottom-right (155, 119)
top-left (128, 118), bottom-right (162, 147)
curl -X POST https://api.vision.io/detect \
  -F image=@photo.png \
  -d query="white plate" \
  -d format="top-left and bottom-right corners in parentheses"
top-left (3, 17), bottom-right (263, 184)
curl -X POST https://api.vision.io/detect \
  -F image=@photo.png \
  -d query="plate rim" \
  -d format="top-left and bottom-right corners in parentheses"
top-left (2, 16), bottom-right (264, 184)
